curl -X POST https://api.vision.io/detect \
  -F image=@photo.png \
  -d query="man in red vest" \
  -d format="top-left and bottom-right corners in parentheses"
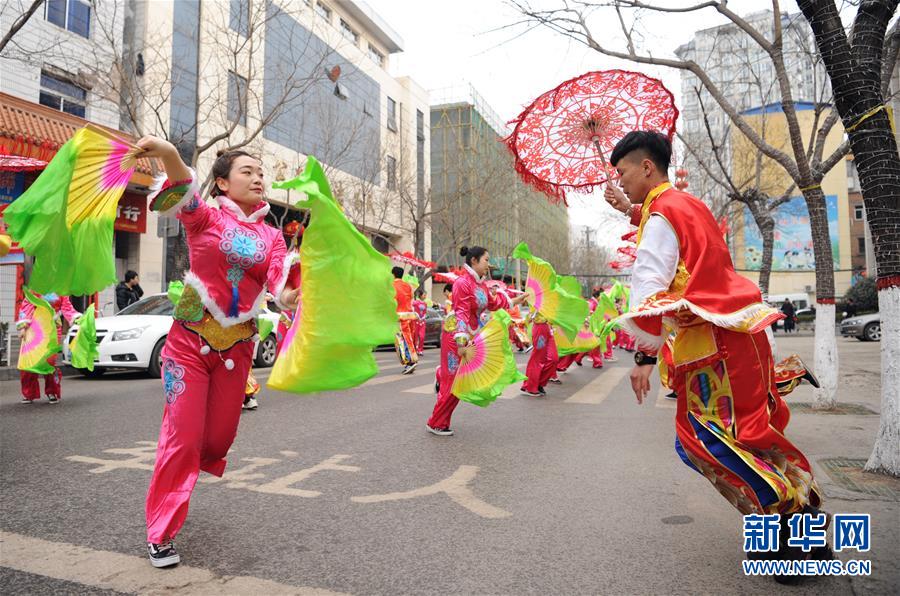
top-left (604, 131), bottom-right (829, 580)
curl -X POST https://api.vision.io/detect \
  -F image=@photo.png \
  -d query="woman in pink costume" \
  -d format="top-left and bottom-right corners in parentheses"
top-left (136, 137), bottom-right (299, 568)
top-left (17, 292), bottom-right (80, 403)
top-left (426, 246), bottom-right (525, 436)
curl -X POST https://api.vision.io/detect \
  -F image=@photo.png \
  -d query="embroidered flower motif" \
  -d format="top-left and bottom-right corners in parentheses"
top-left (162, 358), bottom-right (186, 404)
top-left (447, 352), bottom-right (460, 375)
top-left (474, 287), bottom-right (488, 310)
top-left (219, 227), bottom-right (266, 285)
top-left (536, 336), bottom-right (547, 350)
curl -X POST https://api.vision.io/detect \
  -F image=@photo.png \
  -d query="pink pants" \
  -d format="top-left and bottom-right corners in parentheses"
top-left (428, 331), bottom-right (461, 429)
top-left (522, 323), bottom-right (557, 392)
top-left (20, 354), bottom-right (62, 400)
top-left (145, 322), bottom-right (254, 543)
top-left (604, 337), bottom-right (614, 360)
top-left (415, 320), bottom-right (426, 354)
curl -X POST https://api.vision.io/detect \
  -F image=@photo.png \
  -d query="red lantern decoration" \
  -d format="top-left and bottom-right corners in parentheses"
top-left (675, 168), bottom-right (688, 178)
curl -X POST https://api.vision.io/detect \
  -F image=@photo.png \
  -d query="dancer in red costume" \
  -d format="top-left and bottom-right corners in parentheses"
top-left (604, 132), bottom-right (826, 581)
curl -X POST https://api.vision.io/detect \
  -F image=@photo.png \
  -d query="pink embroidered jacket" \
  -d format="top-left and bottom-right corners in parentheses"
top-left (16, 294), bottom-right (80, 331)
top-left (450, 265), bottom-right (509, 343)
top-left (149, 171), bottom-right (294, 327)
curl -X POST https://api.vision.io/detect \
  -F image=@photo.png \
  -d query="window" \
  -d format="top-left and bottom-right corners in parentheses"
top-left (857, 237), bottom-right (866, 253)
top-left (340, 19), bottom-right (359, 45)
top-left (386, 155), bottom-right (397, 190)
top-left (387, 96), bottom-right (397, 131)
top-left (368, 44), bottom-right (385, 67)
top-left (46, 0), bottom-right (91, 38)
top-left (228, 71), bottom-right (248, 126)
top-left (854, 204), bottom-right (864, 221)
top-left (39, 71), bottom-right (87, 117)
top-left (315, 2), bottom-right (331, 22)
top-left (230, 0), bottom-right (250, 37)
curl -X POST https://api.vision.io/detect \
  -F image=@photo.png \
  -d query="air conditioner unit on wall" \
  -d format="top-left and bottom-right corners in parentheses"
top-left (804, 285), bottom-right (813, 293)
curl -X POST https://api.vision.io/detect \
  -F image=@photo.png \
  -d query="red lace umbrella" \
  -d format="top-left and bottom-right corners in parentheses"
top-left (505, 70), bottom-right (678, 205)
top-left (389, 251), bottom-right (436, 270)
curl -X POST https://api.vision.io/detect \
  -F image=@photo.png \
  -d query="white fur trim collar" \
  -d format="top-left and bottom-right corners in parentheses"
top-left (464, 264), bottom-right (485, 282)
top-left (183, 270), bottom-right (268, 327)
top-left (216, 195), bottom-right (270, 223)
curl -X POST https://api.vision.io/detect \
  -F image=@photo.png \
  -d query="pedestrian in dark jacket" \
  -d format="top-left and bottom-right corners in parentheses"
top-left (116, 270), bottom-right (144, 311)
top-left (781, 299), bottom-right (796, 333)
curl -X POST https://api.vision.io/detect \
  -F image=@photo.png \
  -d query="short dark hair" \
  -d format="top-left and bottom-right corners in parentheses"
top-left (391, 266), bottom-right (404, 279)
top-left (443, 285), bottom-right (452, 294)
top-left (125, 270), bottom-right (139, 283)
top-left (609, 131), bottom-right (672, 173)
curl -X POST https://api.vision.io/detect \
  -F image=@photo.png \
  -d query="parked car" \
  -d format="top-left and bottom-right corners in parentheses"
top-left (61, 293), bottom-right (281, 377)
top-left (840, 312), bottom-right (881, 342)
top-left (423, 306), bottom-right (444, 346)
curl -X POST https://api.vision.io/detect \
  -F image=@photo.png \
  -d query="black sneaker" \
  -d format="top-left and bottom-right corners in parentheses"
top-left (426, 424), bottom-right (453, 436)
top-left (47, 395), bottom-right (60, 404)
top-left (402, 362), bottom-right (418, 375)
top-left (549, 378), bottom-right (562, 384)
top-left (20, 397), bottom-right (33, 404)
top-left (538, 387), bottom-right (547, 396)
top-left (520, 388), bottom-right (542, 397)
top-left (147, 541), bottom-right (180, 568)
top-left (665, 391), bottom-right (677, 400)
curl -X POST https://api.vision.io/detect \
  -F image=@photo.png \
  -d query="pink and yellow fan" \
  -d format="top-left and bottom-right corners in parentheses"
top-left (4, 124), bottom-right (141, 295)
top-left (512, 242), bottom-right (588, 340)
top-left (17, 288), bottom-right (62, 375)
top-left (451, 309), bottom-right (525, 407)
top-left (554, 323), bottom-right (601, 356)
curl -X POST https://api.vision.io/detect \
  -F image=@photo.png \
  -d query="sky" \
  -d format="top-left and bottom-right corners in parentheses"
top-left (370, 0), bottom-right (807, 249)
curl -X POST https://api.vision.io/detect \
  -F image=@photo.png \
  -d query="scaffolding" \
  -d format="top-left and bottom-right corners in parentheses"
top-left (429, 85), bottom-right (570, 281)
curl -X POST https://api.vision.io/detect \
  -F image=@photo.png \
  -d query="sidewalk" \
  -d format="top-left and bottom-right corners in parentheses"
top-left (773, 334), bottom-right (899, 594)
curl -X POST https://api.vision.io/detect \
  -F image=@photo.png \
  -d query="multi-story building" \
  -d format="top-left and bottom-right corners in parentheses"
top-left (429, 85), bottom-right (569, 285)
top-left (729, 103), bottom-right (855, 299)
top-left (846, 158), bottom-right (867, 274)
top-left (674, 9), bottom-right (831, 210)
top-left (0, 0), bottom-right (155, 321)
top-left (127, 0), bottom-right (430, 282)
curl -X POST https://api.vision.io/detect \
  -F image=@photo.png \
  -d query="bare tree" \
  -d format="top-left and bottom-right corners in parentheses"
top-left (0, 0), bottom-right (45, 54)
top-left (508, 0), bottom-right (892, 410)
top-left (796, 0), bottom-right (900, 476)
top-left (680, 89), bottom-right (797, 296)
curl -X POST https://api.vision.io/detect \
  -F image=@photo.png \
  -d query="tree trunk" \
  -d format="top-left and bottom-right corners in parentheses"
top-left (746, 201), bottom-right (776, 297)
top-left (803, 187), bottom-right (839, 410)
top-left (798, 0), bottom-right (900, 475)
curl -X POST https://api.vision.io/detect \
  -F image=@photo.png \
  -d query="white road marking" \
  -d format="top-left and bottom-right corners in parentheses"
top-left (655, 385), bottom-right (677, 409)
top-left (351, 465), bottom-right (511, 519)
top-left (563, 367), bottom-right (629, 404)
top-left (0, 530), bottom-right (346, 595)
top-left (404, 383), bottom-right (437, 395)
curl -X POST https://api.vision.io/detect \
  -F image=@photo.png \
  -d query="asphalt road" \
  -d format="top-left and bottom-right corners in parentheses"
top-left (1, 339), bottom-right (896, 595)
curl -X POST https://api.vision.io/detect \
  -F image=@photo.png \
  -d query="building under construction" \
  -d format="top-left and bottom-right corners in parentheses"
top-left (429, 85), bottom-right (570, 283)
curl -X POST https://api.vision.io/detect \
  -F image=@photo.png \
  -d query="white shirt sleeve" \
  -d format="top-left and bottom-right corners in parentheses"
top-left (631, 215), bottom-right (680, 308)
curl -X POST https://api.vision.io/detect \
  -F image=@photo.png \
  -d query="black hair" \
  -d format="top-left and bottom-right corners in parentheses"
top-left (443, 285), bottom-right (452, 294)
top-left (125, 270), bottom-right (139, 282)
top-left (609, 131), bottom-right (672, 173)
top-left (459, 245), bottom-right (488, 267)
top-left (211, 149), bottom-right (257, 197)
top-left (391, 266), bottom-right (404, 279)
top-left (591, 287), bottom-right (602, 298)
top-left (415, 288), bottom-right (425, 298)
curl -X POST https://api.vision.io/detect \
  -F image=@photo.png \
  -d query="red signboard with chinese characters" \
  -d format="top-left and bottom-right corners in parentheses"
top-left (115, 192), bottom-right (147, 233)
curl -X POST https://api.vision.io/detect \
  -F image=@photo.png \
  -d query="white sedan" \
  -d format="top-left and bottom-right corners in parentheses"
top-left (61, 293), bottom-right (282, 378)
